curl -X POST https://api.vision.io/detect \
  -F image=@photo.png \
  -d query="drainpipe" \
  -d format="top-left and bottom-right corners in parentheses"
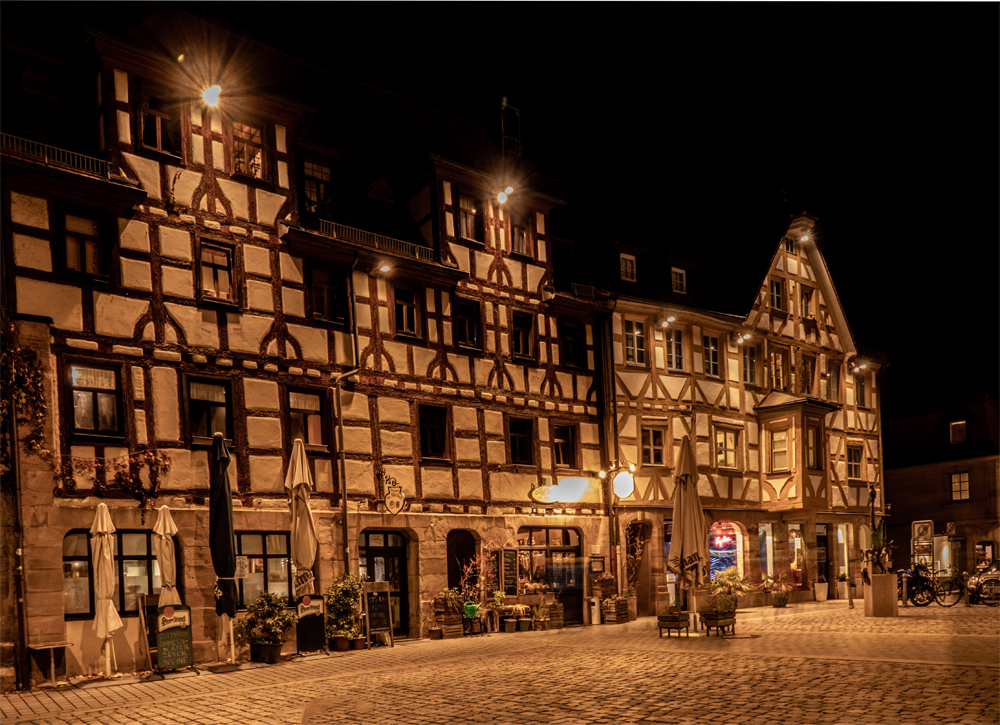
top-left (334, 255), bottom-right (361, 576)
top-left (598, 302), bottom-right (621, 593)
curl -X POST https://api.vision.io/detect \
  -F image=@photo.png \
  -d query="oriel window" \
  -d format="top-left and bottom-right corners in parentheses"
top-left (233, 122), bottom-right (264, 178)
top-left (771, 429), bottom-right (788, 471)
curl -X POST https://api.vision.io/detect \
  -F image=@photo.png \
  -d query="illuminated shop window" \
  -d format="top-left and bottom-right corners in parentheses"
top-left (788, 523), bottom-right (805, 587)
top-left (236, 532), bottom-right (291, 608)
top-left (758, 523), bottom-right (774, 577)
top-left (709, 521), bottom-right (743, 579)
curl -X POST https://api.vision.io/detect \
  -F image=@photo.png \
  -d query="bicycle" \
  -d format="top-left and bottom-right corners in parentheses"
top-left (933, 570), bottom-right (965, 607)
top-left (977, 576), bottom-right (1000, 607)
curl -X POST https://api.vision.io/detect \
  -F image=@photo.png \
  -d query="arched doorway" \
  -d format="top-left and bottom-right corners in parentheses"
top-left (625, 520), bottom-right (653, 616)
top-left (359, 530), bottom-right (409, 637)
top-left (447, 530), bottom-right (477, 590)
top-left (709, 521), bottom-right (746, 580)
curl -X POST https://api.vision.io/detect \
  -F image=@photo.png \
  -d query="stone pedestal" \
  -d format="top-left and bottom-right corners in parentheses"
top-left (863, 573), bottom-right (898, 617)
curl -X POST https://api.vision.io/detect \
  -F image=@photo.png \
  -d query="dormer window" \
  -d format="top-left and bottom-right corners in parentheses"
top-left (950, 421), bottom-right (967, 444)
top-left (620, 254), bottom-right (636, 282)
top-left (671, 268), bottom-right (686, 294)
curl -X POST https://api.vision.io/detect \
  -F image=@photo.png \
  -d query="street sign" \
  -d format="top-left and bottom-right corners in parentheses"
top-left (912, 520), bottom-right (933, 540)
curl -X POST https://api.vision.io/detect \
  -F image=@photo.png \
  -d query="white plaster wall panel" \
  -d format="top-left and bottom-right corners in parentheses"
top-left (379, 398), bottom-right (411, 424)
top-left (701, 379), bottom-right (724, 406)
top-left (123, 153), bottom-right (160, 199)
top-left (248, 455), bottom-right (283, 492)
top-left (421, 468), bottom-right (453, 499)
top-left (413, 346), bottom-right (436, 378)
top-left (225, 313), bottom-right (270, 353)
top-left (448, 243), bottom-right (469, 272)
top-left (377, 307), bottom-right (389, 334)
top-left (621, 443), bottom-right (638, 468)
top-left (491, 471), bottom-right (533, 501)
top-left (151, 367), bottom-right (180, 441)
top-left (159, 449), bottom-right (210, 490)
top-left (535, 212), bottom-right (546, 236)
top-left (286, 324), bottom-right (328, 363)
top-left (131, 368), bottom-right (145, 402)
top-left (159, 227), bottom-right (192, 261)
top-left (458, 469), bottom-right (483, 499)
top-left (447, 354), bottom-right (471, 384)
top-left (473, 251), bottom-right (492, 281)
top-left (382, 465), bottom-right (415, 498)
top-left (243, 245), bottom-right (271, 276)
top-left (192, 139), bottom-right (204, 166)
top-left (247, 417), bottom-right (282, 448)
top-left (118, 219), bottom-right (149, 252)
top-left (354, 299), bottom-right (372, 330)
top-left (381, 430), bottom-right (412, 457)
top-left (282, 288), bottom-right (305, 318)
top-left (335, 331), bottom-right (357, 367)
top-left (340, 391), bottom-right (369, 421)
top-left (507, 258), bottom-right (523, 289)
top-left (274, 124), bottom-right (287, 154)
top-left (526, 265), bottom-right (545, 294)
top-left (540, 448), bottom-right (552, 470)
top-left (134, 409), bottom-right (148, 446)
top-left (537, 240), bottom-right (547, 264)
top-left (246, 280), bottom-right (275, 312)
top-left (487, 441), bottom-right (506, 464)
top-left (509, 363), bottom-right (526, 392)
top-left (453, 407), bottom-right (478, 431)
top-left (537, 418), bottom-right (550, 442)
top-left (620, 415), bottom-right (637, 439)
top-left (120, 258), bottom-right (152, 291)
top-left (846, 410), bottom-right (854, 429)
top-left (383, 341), bottom-right (408, 373)
top-left (580, 423), bottom-right (599, 445)
top-left (727, 358), bottom-right (739, 381)
top-left (442, 181), bottom-right (452, 205)
top-left (243, 379), bottom-right (280, 411)
top-left (341, 427), bottom-right (373, 454)
top-left (697, 473), bottom-right (713, 496)
top-left (117, 111), bottom-right (131, 145)
top-left (582, 448), bottom-right (601, 471)
top-left (654, 346), bottom-right (665, 369)
top-left (659, 375), bottom-right (684, 401)
top-left (787, 258), bottom-right (798, 276)
top-left (13, 234), bottom-right (51, 272)
top-left (474, 359), bottom-right (494, 388)
top-left (93, 294), bottom-right (149, 338)
top-left (555, 372), bottom-right (573, 398)
top-left (279, 253), bottom-right (304, 284)
top-left (618, 372), bottom-right (646, 398)
top-left (10, 193), bottom-right (48, 229)
top-left (277, 161), bottom-right (288, 189)
top-left (216, 178), bottom-right (249, 221)
top-left (694, 414), bottom-right (709, 440)
top-left (163, 304), bottom-right (219, 347)
top-left (212, 141), bottom-right (225, 171)
top-left (732, 478), bottom-right (745, 500)
top-left (744, 481), bottom-right (760, 502)
top-left (113, 69), bottom-right (128, 101)
top-left (314, 459), bottom-right (333, 493)
top-left (425, 289), bottom-right (437, 314)
top-left (445, 212), bottom-right (455, 238)
top-left (165, 166), bottom-right (201, 207)
top-left (161, 265), bottom-right (194, 298)
top-left (456, 438), bottom-right (481, 462)
top-left (484, 410), bottom-right (503, 435)
top-left (256, 189), bottom-right (286, 228)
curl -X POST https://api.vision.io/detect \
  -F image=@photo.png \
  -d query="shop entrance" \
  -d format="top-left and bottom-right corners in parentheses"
top-left (359, 530), bottom-right (409, 637)
top-left (516, 527), bottom-right (584, 625)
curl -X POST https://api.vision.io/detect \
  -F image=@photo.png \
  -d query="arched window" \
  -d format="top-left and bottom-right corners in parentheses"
top-left (709, 521), bottom-right (745, 579)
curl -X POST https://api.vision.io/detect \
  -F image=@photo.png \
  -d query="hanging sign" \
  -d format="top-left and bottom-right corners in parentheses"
top-left (235, 556), bottom-right (250, 579)
top-left (296, 595), bottom-right (326, 653)
top-left (156, 605), bottom-right (193, 672)
top-left (385, 479), bottom-right (405, 515)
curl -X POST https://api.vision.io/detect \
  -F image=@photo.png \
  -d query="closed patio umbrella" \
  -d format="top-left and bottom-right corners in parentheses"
top-left (285, 438), bottom-right (318, 596)
top-left (666, 436), bottom-right (710, 619)
top-left (153, 505), bottom-right (181, 607)
top-left (209, 433), bottom-right (237, 661)
top-left (90, 503), bottom-right (123, 678)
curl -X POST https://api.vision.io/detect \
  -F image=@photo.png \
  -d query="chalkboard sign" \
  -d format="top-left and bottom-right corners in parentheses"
top-left (485, 550), bottom-right (500, 595)
top-left (296, 595), bottom-right (326, 653)
top-left (156, 605), bottom-right (193, 672)
top-left (363, 582), bottom-right (394, 647)
top-left (503, 549), bottom-right (518, 596)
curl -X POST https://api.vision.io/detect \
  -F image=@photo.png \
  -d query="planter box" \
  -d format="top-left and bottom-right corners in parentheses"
top-left (657, 613), bottom-right (690, 638)
top-left (814, 583), bottom-right (829, 602)
top-left (350, 637), bottom-right (367, 650)
top-left (602, 600), bottom-right (629, 624)
top-left (503, 619), bottom-right (517, 633)
top-left (249, 643), bottom-right (282, 663)
top-left (770, 591), bottom-right (789, 608)
top-left (330, 635), bottom-right (350, 653)
top-left (428, 628), bottom-right (443, 640)
top-left (546, 603), bottom-right (564, 630)
top-left (517, 618), bottom-right (532, 632)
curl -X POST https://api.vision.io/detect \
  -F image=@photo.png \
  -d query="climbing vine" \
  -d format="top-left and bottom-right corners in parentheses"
top-left (0, 321), bottom-right (52, 485)
top-left (57, 450), bottom-right (171, 523)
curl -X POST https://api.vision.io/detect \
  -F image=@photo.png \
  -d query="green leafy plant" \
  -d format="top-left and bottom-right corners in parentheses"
top-left (234, 590), bottom-right (297, 647)
top-left (658, 603), bottom-right (683, 616)
top-left (486, 590), bottom-right (505, 610)
top-left (817, 574), bottom-right (827, 584)
top-left (624, 585), bottom-right (637, 597)
top-left (837, 573), bottom-right (848, 582)
top-left (708, 566), bottom-right (755, 613)
top-left (324, 573), bottom-right (366, 640)
top-left (761, 572), bottom-right (794, 594)
top-left (1, 322), bottom-right (52, 483)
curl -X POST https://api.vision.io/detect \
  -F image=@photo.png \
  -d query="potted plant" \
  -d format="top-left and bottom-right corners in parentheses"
top-left (624, 585), bottom-right (638, 621)
top-left (233, 590), bottom-right (298, 664)
top-left (837, 573), bottom-right (850, 599)
top-left (814, 573), bottom-right (829, 602)
top-left (348, 623), bottom-right (367, 650)
top-left (705, 567), bottom-right (754, 622)
top-left (762, 572), bottom-right (794, 608)
top-left (324, 573), bottom-right (366, 650)
top-left (485, 590), bottom-right (505, 633)
top-left (593, 573), bottom-right (616, 601)
top-left (601, 595), bottom-right (629, 624)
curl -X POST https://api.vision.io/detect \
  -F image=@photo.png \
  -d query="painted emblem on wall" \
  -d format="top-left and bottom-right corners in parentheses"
top-left (384, 477), bottom-right (405, 515)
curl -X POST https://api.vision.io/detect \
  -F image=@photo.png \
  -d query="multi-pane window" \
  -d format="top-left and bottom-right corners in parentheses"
top-left (624, 320), bottom-right (646, 365)
top-left (509, 417), bottom-right (534, 465)
top-left (951, 472), bottom-right (970, 501)
top-left (770, 279), bottom-right (783, 310)
top-left (64, 213), bottom-right (103, 275)
top-left (666, 328), bottom-right (683, 371)
top-left (140, 91), bottom-right (180, 155)
top-left (855, 372), bottom-right (867, 407)
top-left (455, 299), bottom-right (480, 349)
top-left (188, 377), bottom-right (232, 443)
top-left (68, 364), bottom-right (121, 436)
top-left (303, 160), bottom-right (332, 216)
top-left (847, 446), bottom-right (862, 480)
top-left (703, 335), bottom-right (720, 377)
top-left (560, 319), bottom-right (586, 368)
top-left (800, 287), bottom-right (813, 318)
top-left (510, 210), bottom-right (528, 255)
top-left (620, 254), bottom-right (636, 281)
top-left (950, 421), bottom-right (967, 444)
top-left (419, 404), bottom-right (449, 460)
top-left (512, 311), bottom-right (533, 360)
top-left (771, 349), bottom-right (787, 391)
top-left (806, 426), bottom-right (821, 470)
top-left (232, 122), bottom-right (264, 178)
top-left (288, 389), bottom-right (324, 447)
top-left (803, 355), bottom-right (816, 396)
top-left (742, 345), bottom-right (757, 385)
top-left (236, 532), bottom-right (292, 607)
top-left (459, 195), bottom-right (481, 241)
top-left (784, 237), bottom-right (795, 253)
top-left (394, 286), bottom-right (420, 337)
top-left (770, 429), bottom-right (788, 471)
top-left (828, 361), bottom-right (840, 403)
top-left (311, 265), bottom-right (345, 322)
top-left (671, 268), bottom-right (687, 294)
top-left (641, 428), bottom-right (666, 466)
top-left (715, 429), bottom-right (738, 469)
top-left (552, 424), bottom-right (576, 468)
top-left (200, 243), bottom-right (234, 302)
top-left (62, 531), bottom-right (93, 616)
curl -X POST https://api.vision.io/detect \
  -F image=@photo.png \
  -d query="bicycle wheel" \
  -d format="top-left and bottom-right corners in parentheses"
top-left (978, 579), bottom-right (1000, 607)
top-left (911, 582), bottom-right (934, 606)
top-left (934, 576), bottom-right (962, 607)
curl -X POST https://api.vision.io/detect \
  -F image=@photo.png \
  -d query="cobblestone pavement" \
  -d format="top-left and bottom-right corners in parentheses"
top-left (2, 603), bottom-right (997, 725)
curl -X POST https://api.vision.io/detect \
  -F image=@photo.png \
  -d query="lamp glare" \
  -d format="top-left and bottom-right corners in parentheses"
top-left (612, 471), bottom-right (635, 498)
top-left (505, 186), bottom-right (514, 195)
top-left (202, 85), bottom-right (221, 107)
top-left (498, 192), bottom-right (507, 203)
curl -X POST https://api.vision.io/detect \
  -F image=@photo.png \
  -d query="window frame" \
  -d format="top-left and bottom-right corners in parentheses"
top-left (184, 374), bottom-right (235, 447)
top-left (671, 267), bottom-right (687, 294)
top-left (828, 361), bottom-right (841, 403)
top-left (770, 428), bottom-right (789, 472)
top-left (59, 208), bottom-right (111, 282)
top-left (418, 403), bottom-right (451, 462)
top-left (641, 426), bottom-right (667, 467)
top-left (231, 119), bottom-right (268, 181)
top-left (771, 348), bottom-right (788, 391)
top-left (64, 359), bottom-right (126, 442)
top-left (715, 427), bottom-right (739, 470)
top-left (951, 472), bottom-right (970, 501)
top-left (551, 422), bottom-right (578, 469)
top-left (286, 385), bottom-right (328, 452)
top-left (454, 298), bottom-right (482, 351)
top-left (308, 261), bottom-right (348, 324)
top-left (802, 355), bottom-right (816, 397)
top-left (950, 421), bottom-right (967, 444)
top-left (511, 310), bottom-right (535, 361)
top-left (806, 425), bottom-right (822, 470)
top-left (702, 335), bottom-right (721, 378)
top-left (800, 286), bottom-right (814, 318)
top-left (302, 156), bottom-right (334, 218)
top-left (846, 445), bottom-right (863, 481)
top-left (742, 343), bottom-right (757, 385)
top-left (560, 318), bottom-right (587, 369)
top-left (458, 194), bottom-right (484, 243)
top-left (235, 531), bottom-right (293, 609)
top-left (620, 253), bottom-right (636, 282)
top-left (624, 318), bottom-right (647, 367)
top-left (138, 82), bottom-right (182, 159)
top-left (666, 328), bottom-right (684, 372)
top-left (508, 416), bottom-right (535, 466)
top-left (196, 237), bottom-right (240, 308)
top-left (62, 530), bottom-right (95, 619)
top-left (854, 371), bottom-right (867, 408)
top-left (769, 279), bottom-right (784, 311)
top-left (390, 282), bottom-right (424, 340)
top-left (509, 208), bottom-right (531, 258)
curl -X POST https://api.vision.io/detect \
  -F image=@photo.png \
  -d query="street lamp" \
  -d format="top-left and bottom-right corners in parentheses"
top-left (599, 460), bottom-right (636, 594)
top-left (202, 85), bottom-right (221, 107)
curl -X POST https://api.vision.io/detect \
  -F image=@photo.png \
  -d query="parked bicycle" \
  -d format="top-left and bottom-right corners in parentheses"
top-left (933, 569), bottom-right (967, 607)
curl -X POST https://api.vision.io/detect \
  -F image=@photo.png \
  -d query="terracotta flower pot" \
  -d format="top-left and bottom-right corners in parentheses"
top-left (331, 635), bottom-right (350, 652)
top-left (351, 637), bottom-right (367, 650)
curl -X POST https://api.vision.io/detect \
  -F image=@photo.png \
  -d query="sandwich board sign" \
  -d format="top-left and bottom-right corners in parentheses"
top-left (156, 605), bottom-right (193, 672)
top-left (363, 581), bottom-right (394, 648)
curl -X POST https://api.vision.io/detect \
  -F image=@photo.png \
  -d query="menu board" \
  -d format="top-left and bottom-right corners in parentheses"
top-left (156, 605), bottom-right (193, 672)
top-left (485, 550), bottom-right (500, 595)
top-left (296, 595), bottom-right (326, 653)
top-left (367, 590), bottom-right (392, 632)
top-left (503, 549), bottom-right (518, 596)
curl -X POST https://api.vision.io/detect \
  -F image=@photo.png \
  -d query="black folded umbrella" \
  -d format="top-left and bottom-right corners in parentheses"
top-left (209, 433), bottom-right (238, 618)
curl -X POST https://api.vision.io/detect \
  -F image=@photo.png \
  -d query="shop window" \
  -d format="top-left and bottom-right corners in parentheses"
top-left (770, 429), bottom-right (788, 471)
top-left (742, 344), bottom-right (757, 385)
top-left (512, 311), bottom-right (534, 360)
top-left (62, 211), bottom-right (108, 279)
top-left (454, 299), bottom-right (481, 350)
top-left (232, 121), bottom-right (265, 179)
top-left (236, 532), bottom-right (291, 607)
top-left (446, 530), bottom-right (476, 590)
top-left (515, 527), bottom-right (582, 607)
top-left (552, 423), bottom-right (576, 468)
top-left (624, 319), bottom-right (646, 366)
top-left (715, 428), bottom-right (738, 469)
top-left (419, 404), bottom-right (450, 460)
top-left (847, 446), bottom-right (862, 480)
top-left (310, 264), bottom-right (347, 323)
top-left (63, 529), bottom-right (178, 619)
top-left (703, 335), bottom-right (720, 378)
top-left (560, 318), bottom-right (587, 368)
top-left (140, 88), bottom-right (180, 156)
top-left (641, 427), bottom-right (666, 466)
top-left (758, 523), bottom-right (774, 577)
top-left (950, 421), bottom-right (967, 444)
top-left (666, 328), bottom-right (683, 371)
top-left (199, 242), bottom-right (237, 304)
top-left (392, 284), bottom-right (422, 338)
top-left (186, 376), bottom-right (233, 445)
top-left (788, 523), bottom-right (805, 587)
top-left (709, 522), bottom-right (744, 579)
top-left (459, 195), bottom-right (483, 242)
top-left (288, 388), bottom-right (325, 449)
top-left (66, 362), bottom-right (123, 439)
top-left (951, 472), bottom-right (970, 501)
top-left (509, 417), bottom-right (534, 465)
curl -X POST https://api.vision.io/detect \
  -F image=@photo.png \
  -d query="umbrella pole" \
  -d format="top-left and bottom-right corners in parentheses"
top-left (229, 618), bottom-right (235, 663)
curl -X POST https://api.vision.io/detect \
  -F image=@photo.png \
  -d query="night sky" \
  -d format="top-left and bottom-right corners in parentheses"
top-left (9, 3), bottom-right (998, 415)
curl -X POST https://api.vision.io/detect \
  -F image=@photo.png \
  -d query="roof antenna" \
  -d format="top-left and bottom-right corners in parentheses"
top-left (501, 100), bottom-right (521, 167)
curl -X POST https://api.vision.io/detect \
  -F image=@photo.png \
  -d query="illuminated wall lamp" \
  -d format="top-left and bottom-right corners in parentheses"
top-left (202, 85), bottom-right (221, 107)
top-left (660, 316), bottom-right (675, 328)
top-left (599, 461), bottom-right (636, 498)
top-left (497, 186), bottom-right (514, 203)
